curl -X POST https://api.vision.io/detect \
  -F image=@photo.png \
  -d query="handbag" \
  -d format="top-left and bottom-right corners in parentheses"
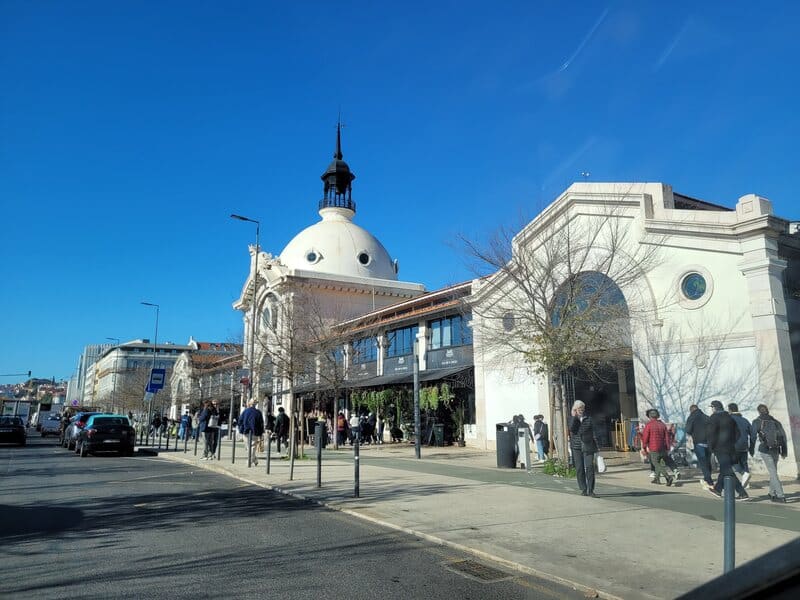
top-left (596, 454), bottom-right (607, 473)
top-left (208, 415), bottom-right (219, 428)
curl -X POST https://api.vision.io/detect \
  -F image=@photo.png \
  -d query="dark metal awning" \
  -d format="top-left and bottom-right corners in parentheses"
top-left (418, 365), bottom-right (473, 383)
top-left (346, 372), bottom-right (413, 389)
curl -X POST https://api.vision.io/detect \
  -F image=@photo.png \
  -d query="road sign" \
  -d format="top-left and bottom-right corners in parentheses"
top-left (146, 368), bottom-right (166, 392)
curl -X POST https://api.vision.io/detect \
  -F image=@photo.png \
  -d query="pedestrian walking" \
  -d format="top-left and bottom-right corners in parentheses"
top-left (349, 412), bottom-right (361, 445)
top-left (533, 414), bottom-right (549, 461)
top-left (641, 409), bottom-right (674, 486)
top-left (336, 411), bottom-right (348, 446)
top-left (707, 400), bottom-right (749, 500)
top-left (238, 399), bottom-right (265, 466)
top-left (750, 404), bottom-right (788, 503)
top-left (178, 411), bottom-right (191, 441)
top-left (275, 406), bottom-right (289, 452)
top-left (728, 402), bottom-right (754, 489)
top-left (197, 400), bottom-right (218, 460)
top-left (569, 400), bottom-right (599, 497)
top-left (684, 404), bottom-right (714, 490)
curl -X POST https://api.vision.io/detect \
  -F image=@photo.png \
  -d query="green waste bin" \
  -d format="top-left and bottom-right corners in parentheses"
top-left (433, 423), bottom-right (444, 447)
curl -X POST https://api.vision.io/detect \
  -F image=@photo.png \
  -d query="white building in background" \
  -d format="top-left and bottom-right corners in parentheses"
top-left (90, 339), bottom-right (192, 413)
top-left (471, 182), bottom-right (800, 478)
top-left (169, 340), bottom-right (242, 420)
top-left (234, 125), bottom-right (425, 413)
top-left (74, 343), bottom-right (112, 405)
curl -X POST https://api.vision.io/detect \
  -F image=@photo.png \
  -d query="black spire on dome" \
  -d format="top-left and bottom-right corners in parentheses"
top-left (320, 120), bottom-right (356, 213)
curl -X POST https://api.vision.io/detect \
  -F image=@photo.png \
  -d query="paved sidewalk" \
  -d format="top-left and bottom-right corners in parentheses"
top-left (153, 438), bottom-right (800, 600)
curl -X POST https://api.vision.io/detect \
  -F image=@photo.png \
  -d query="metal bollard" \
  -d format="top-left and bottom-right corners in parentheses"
top-left (266, 434), bottom-right (272, 475)
top-left (231, 431), bottom-right (237, 464)
top-left (158, 430), bottom-right (162, 450)
top-left (165, 428), bottom-right (171, 451)
top-left (217, 429), bottom-right (222, 461)
top-left (724, 475), bottom-right (735, 573)
top-left (247, 431), bottom-right (253, 468)
top-left (184, 432), bottom-right (188, 453)
top-left (174, 431), bottom-right (179, 451)
top-left (193, 431), bottom-right (199, 456)
top-left (316, 421), bottom-right (323, 488)
top-left (354, 435), bottom-right (360, 498)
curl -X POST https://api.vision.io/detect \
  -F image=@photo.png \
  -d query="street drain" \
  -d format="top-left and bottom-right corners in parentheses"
top-left (444, 559), bottom-right (512, 582)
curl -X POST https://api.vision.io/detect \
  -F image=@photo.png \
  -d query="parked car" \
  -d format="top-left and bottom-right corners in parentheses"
top-left (0, 416), bottom-right (27, 446)
top-left (40, 415), bottom-right (62, 437)
top-left (75, 414), bottom-right (135, 457)
top-left (62, 411), bottom-right (101, 450)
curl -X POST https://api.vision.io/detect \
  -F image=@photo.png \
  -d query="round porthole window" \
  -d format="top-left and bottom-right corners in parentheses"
top-left (357, 252), bottom-right (370, 265)
top-left (681, 273), bottom-right (707, 301)
top-left (305, 249), bottom-right (322, 264)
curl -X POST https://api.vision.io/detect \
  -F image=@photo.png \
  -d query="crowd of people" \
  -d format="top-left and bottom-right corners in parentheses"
top-left (566, 399), bottom-right (790, 503)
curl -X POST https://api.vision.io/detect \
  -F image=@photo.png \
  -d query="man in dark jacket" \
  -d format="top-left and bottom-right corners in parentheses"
top-left (728, 402), bottom-right (754, 489)
top-left (750, 404), bottom-right (788, 503)
top-left (239, 399), bottom-right (265, 466)
top-left (569, 400), bottom-right (599, 497)
top-left (533, 415), bottom-right (549, 461)
top-left (707, 400), bottom-right (748, 500)
top-left (684, 404), bottom-right (713, 489)
top-left (274, 406), bottom-right (289, 452)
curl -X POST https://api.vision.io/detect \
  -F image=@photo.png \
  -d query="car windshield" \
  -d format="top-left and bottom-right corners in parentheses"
top-left (0, 417), bottom-right (24, 426)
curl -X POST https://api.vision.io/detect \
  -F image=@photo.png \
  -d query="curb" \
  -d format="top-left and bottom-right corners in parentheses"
top-left (159, 452), bottom-right (625, 600)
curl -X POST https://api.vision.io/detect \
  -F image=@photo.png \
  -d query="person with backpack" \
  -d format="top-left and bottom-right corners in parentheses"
top-left (707, 400), bottom-right (749, 500)
top-left (728, 403), bottom-right (754, 489)
top-left (750, 404), bottom-right (788, 503)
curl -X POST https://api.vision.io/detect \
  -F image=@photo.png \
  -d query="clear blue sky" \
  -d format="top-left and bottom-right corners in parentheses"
top-left (2, 1), bottom-right (798, 384)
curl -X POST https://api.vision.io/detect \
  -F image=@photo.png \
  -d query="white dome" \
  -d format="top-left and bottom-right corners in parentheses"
top-left (280, 207), bottom-right (398, 280)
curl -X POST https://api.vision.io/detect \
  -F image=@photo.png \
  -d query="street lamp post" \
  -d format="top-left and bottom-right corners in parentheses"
top-left (231, 214), bottom-right (260, 409)
top-left (141, 302), bottom-right (160, 437)
top-left (106, 337), bottom-right (120, 413)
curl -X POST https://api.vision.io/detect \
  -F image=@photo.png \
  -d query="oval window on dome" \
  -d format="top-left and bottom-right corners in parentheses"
top-left (681, 273), bottom-right (707, 301)
top-left (305, 249), bottom-right (322, 264)
top-left (357, 252), bottom-right (371, 266)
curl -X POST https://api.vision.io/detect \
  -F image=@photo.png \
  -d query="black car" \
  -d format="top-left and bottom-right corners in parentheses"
top-left (75, 414), bottom-right (135, 457)
top-left (0, 416), bottom-right (27, 446)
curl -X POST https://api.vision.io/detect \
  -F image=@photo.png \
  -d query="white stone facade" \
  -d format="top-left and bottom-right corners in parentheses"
top-left (471, 182), bottom-right (800, 478)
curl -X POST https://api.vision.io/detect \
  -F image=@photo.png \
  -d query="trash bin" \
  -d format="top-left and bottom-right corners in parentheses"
top-left (433, 423), bottom-right (444, 447)
top-left (496, 423), bottom-right (517, 468)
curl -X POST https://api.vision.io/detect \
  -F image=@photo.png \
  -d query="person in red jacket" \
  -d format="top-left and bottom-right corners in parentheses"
top-left (641, 409), bottom-right (674, 486)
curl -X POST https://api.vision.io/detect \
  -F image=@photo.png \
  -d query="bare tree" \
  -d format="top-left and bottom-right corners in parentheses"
top-left (634, 316), bottom-right (765, 424)
top-left (463, 189), bottom-right (664, 462)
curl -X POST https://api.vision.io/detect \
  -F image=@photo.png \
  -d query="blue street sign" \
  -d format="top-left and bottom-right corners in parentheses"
top-left (146, 368), bottom-right (166, 393)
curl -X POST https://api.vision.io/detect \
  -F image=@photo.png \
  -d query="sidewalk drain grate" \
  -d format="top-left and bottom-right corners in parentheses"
top-left (445, 559), bottom-right (512, 582)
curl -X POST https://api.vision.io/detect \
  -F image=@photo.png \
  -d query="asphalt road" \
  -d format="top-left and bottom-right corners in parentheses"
top-left (0, 436), bottom-right (585, 600)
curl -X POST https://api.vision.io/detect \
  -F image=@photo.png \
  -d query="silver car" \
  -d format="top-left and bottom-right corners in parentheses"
top-left (40, 415), bottom-right (62, 437)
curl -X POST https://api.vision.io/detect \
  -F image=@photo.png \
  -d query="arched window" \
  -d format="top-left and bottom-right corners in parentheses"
top-left (550, 272), bottom-right (628, 326)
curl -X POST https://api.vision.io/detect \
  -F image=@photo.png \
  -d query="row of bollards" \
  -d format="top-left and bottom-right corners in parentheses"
top-left (138, 423), bottom-right (361, 500)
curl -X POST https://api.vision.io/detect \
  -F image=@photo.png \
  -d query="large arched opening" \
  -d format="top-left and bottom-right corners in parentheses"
top-left (552, 271), bottom-right (636, 448)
